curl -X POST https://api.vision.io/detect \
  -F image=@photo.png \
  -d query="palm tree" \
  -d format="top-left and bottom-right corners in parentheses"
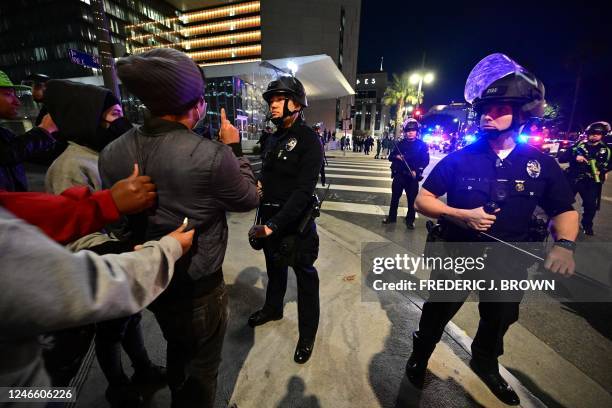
top-left (383, 74), bottom-right (422, 137)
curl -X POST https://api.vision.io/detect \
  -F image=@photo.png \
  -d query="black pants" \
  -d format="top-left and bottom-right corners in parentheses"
top-left (415, 255), bottom-right (526, 369)
top-left (388, 175), bottom-right (419, 224)
top-left (263, 225), bottom-right (320, 340)
top-left (95, 312), bottom-right (152, 386)
top-left (320, 163), bottom-right (326, 185)
top-left (150, 283), bottom-right (229, 408)
top-left (574, 179), bottom-right (600, 229)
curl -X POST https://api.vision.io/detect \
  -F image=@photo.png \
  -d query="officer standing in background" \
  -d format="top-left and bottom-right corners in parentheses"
top-left (406, 54), bottom-right (579, 405)
top-left (248, 76), bottom-right (323, 364)
top-left (382, 118), bottom-right (430, 229)
top-left (22, 73), bottom-right (50, 126)
top-left (561, 121), bottom-right (610, 235)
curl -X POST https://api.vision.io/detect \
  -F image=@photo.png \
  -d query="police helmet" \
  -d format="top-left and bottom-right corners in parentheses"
top-left (585, 121), bottom-right (611, 136)
top-left (26, 73), bottom-right (50, 83)
top-left (402, 118), bottom-right (420, 133)
top-left (465, 53), bottom-right (545, 119)
top-left (262, 76), bottom-right (308, 108)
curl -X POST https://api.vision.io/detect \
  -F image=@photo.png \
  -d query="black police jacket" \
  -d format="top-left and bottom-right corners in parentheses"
top-left (389, 137), bottom-right (430, 179)
top-left (563, 140), bottom-right (611, 183)
top-left (261, 118), bottom-right (323, 234)
top-left (423, 138), bottom-right (575, 241)
top-left (0, 126), bottom-right (55, 192)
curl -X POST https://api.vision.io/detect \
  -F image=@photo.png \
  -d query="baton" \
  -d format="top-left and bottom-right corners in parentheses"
top-left (438, 208), bottom-right (611, 290)
top-left (389, 138), bottom-right (415, 176)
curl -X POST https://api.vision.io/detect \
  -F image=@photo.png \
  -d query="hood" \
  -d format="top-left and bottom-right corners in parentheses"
top-left (44, 80), bottom-right (114, 151)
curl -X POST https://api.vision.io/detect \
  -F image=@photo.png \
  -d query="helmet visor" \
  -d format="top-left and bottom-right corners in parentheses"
top-left (464, 53), bottom-right (527, 104)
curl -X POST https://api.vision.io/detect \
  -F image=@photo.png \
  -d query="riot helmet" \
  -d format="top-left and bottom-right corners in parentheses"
top-left (263, 76), bottom-right (307, 126)
top-left (402, 118), bottom-right (420, 134)
top-left (585, 121), bottom-right (610, 136)
top-left (465, 53), bottom-right (545, 138)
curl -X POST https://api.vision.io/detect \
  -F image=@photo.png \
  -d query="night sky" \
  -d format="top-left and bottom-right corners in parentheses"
top-left (357, 0), bottom-right (612, 131)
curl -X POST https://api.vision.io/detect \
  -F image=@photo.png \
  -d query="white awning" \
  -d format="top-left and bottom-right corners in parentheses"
top-left (202, 54), bottom-right (355, 101)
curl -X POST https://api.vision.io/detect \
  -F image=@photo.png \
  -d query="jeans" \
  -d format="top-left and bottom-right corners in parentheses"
top-left (150, 283), bottom-right (229, 408)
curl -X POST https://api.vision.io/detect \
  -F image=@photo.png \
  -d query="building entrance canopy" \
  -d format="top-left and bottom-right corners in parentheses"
top-left (202, 54), bottom-right (355, 101)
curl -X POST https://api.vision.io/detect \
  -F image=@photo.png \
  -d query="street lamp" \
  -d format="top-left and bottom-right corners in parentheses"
top-left (409, 71), bottom-right (435, 113)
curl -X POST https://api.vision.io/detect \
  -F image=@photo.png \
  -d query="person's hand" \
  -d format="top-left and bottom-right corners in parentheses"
top-left (219, 108), bottom-right (240, 145)
top-left (167, 222), bottom-right (195, 255)
top-left (544, 245), bottom-right (575, 277)
top-left (575, 155), bottom-right (588, 163)
top-left (135, 222), bottom-right (194, 255)
top-left (461, 206), bottom-right (499, 231)
top-left (411, 170), bottom-right (417, 178)
top-left (256, 181), bottom-right (263, 198)
top-left (396, 154), bottom-right (403, 160)
top-left (39, 114), bottom-right (58, 134)
top-left (110, 164), bottom-right (157, 214)
top-left (249, 224), bottom-right (273, 238)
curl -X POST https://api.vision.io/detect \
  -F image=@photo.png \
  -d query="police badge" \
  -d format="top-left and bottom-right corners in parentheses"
top-left (286, 138), bottom-right (298, 151)
top-left (526, 160), bottom-right (541, 178)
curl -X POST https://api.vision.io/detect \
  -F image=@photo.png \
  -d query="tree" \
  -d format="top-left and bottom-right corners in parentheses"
top-left (383, 74), bottom-right (422, 137)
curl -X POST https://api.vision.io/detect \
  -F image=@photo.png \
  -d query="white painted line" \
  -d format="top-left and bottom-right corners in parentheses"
top-left (325, 173), bottom-right (392, 181)
top-left (602, 196), bottom-right (612, 203)
top-left (321, 200), bottom-right (418, 218)
top-left (316, 184), bottom-right (390, 193)
top-left (327, 160), bottom-right (392, 167)
top-left (326, 166), bottom-right (390, 174)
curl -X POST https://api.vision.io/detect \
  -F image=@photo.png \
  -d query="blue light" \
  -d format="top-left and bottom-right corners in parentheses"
top-left (423, 134), bottom-right (433, 143)
top-left (464, 134), bottom-right (476, 142)
top-left (428, 127), bottom-right (433, 131)
top-left (518, 134), bottom-right (529, 143)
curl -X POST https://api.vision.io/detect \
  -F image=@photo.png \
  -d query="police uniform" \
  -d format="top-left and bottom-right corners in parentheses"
top-left (386, 137), bottom-right (430, 226)
top-left (258, 117), bottom-right (323, 342)
top-left (415, 137), bottom-right (574, 369)
top-left (565, 140), bottom-right (610, 232)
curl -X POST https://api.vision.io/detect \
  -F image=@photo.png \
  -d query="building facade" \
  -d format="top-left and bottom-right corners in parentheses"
top-left (352, 71), bottom-right (390, 138)
top-left (1, 0), bottom-right (359, 138)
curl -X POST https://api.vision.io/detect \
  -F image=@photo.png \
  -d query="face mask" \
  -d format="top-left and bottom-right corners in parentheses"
top-left (193, 104), bottom-right (206, 130)
top-left (90, 117), bottom-right (133, 152)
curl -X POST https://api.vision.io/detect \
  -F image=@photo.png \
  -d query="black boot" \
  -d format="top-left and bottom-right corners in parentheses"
top-left (382, 217), bottom-right (396, 224)
top-left (405, 332), bottom-right (435, 389)
top-left (469, 358), bottom-right (520, 405)
top-left (583, 225), bottom-right (594, 235)
top-left (248, 308), bottom-right (283, 328)
top-left (131, 363), bottom-right (167, 385)
top-left (294, 337), bottom-right (315, 364)
top-left (105, 383), bottom-right (143, 408)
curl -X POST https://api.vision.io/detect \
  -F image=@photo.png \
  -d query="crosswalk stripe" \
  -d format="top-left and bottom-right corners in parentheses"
top-left (327, 159), bottom-right (391, 166)
top-left (322, 201), bottom-right (418, 217)
top-left (316, 184), bottom-right (390, 193)
top-left (325, 173), bottom-right (391, 181)
top-left (326, 166), bottom-right (390, 174)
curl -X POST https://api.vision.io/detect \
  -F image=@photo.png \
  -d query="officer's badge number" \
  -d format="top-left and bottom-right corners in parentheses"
top-left (286, 138), bottom-right (298, 151)
top-left (526, 160), bottom-right (541, 178)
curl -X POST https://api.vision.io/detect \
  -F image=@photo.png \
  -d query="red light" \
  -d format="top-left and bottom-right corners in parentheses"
top-left (415, 110), bottom-right (421, 116)
top-left (534, 136), bottom-right (541, 142)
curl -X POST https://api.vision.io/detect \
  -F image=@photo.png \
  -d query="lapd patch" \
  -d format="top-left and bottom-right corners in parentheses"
top-left (515, 181), bottom-right (525, 192)
top-left (526, 160), bottom-right (541, 178)
top-left (286, 138), bottom-right (298, 151)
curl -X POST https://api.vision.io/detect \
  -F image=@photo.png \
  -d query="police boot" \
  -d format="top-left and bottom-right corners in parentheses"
top-left (469, 358), bottom-right (520, 406)
top-left (583, 225), bottom-right (594, 236)
top-left (294, 337), bottom-right (315, 364)
top-left (405, 332), bottom-right (435, 389)
top-left (248, 308), bottom-right (283, 328)
top-left (382, 217), bottom-right (396, 224)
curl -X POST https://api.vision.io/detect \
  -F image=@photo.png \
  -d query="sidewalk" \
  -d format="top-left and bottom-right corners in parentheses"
top-left (76, 210), bottom-right (544, 408)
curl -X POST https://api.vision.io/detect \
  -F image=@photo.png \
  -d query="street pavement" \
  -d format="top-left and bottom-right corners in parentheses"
top-left (23, 148), bottom-right (612, 407)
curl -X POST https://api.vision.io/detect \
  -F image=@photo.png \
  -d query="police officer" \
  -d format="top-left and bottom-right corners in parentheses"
top-left (405, 54), bottom-right (579, 405)
top-left (22, 73), bottom-right (50, 126)
top-left (248, 76), bottom-right (323, 364)
top-left (562, 121), bottom-right (611, 235)
top-left (382, 118), bottom-right (430, 229)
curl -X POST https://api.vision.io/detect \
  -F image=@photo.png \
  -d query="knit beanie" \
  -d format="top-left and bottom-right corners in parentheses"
top-left (116, 48), bottom-right (204, 116)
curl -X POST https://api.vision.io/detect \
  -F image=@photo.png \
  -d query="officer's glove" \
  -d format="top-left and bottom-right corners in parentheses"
top-left (544, 246), bottom-right (575, 277)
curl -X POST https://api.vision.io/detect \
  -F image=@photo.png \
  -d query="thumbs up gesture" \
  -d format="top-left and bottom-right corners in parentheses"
top-left (219, 108), bottom-right (240, 145)
top-left (110, 164), bottom-right (157, 214)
